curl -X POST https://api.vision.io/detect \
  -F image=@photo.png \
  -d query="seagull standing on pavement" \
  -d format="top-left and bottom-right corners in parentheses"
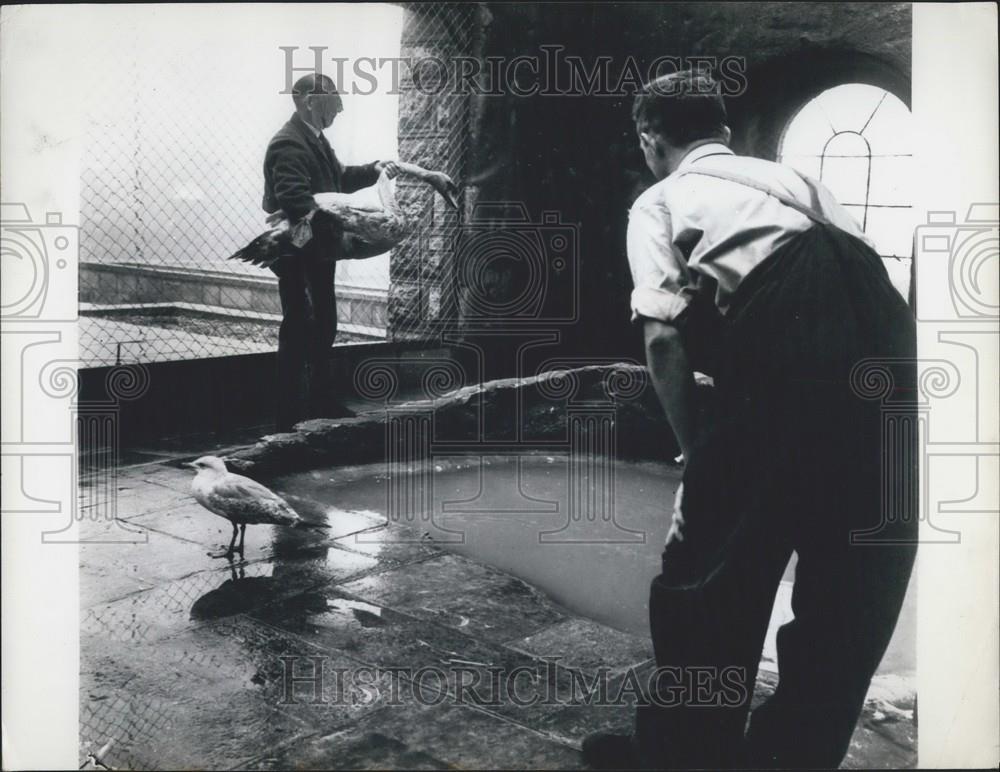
top-left (186, 455), bottom-right (328, 559)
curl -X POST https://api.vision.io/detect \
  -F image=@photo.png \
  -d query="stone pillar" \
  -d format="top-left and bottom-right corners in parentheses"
top-left (389, 3), bottom-right (480, 342)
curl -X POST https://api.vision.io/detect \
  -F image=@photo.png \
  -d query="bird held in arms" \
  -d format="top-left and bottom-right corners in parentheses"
top-left (187, 455), bottom-right (328, 559)
top-left (229, 164), bottom-right (460, 269)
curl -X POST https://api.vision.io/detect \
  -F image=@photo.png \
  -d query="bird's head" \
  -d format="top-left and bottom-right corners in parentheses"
top-left (186, 455), bottom-right (227, 474)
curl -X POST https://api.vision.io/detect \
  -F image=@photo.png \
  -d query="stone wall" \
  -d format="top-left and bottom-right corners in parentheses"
top-left (388, 4), bottom-right (481, 342)
top-left (225, 364), bottom-right (715, 477)
top-left (461, 2), bottom-right (911, 370)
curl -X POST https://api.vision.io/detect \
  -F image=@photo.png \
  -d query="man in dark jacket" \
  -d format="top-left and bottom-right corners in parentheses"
top-left (263, 72), bottom-right (396, 431)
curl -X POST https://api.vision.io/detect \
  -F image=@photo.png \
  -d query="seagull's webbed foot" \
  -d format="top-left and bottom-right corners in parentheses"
top-left (208, 522), bottom-right (241, 560)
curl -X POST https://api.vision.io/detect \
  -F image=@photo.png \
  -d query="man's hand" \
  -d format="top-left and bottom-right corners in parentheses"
top-left (265, 209), bottom-right (288, 227)
top-left (374, 160), bottom-right (401, 179)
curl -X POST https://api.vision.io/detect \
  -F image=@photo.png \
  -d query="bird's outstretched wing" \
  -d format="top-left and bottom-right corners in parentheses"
top-left (229, 229), bottom-right (285, 268)
top-left (229, 172), bottom-right (425, 269)
top-left (207, 474), bottom-right (302, 526)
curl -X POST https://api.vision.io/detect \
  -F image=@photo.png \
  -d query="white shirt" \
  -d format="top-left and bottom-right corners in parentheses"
top-left (626, 143), bottom-right (873, 323)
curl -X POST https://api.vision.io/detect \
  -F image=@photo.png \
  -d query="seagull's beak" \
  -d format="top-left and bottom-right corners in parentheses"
top-left (184, 461), bottom-right (198, 469)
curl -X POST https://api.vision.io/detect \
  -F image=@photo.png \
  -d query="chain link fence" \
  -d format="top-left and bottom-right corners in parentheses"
top-left (388, 2), bottom-right (479, 342)
top-left (78, 3), bottom-right (476, 367)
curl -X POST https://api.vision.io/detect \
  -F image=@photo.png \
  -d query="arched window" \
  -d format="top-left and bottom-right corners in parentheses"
top-left (779, 83), bottom-right (914, 297)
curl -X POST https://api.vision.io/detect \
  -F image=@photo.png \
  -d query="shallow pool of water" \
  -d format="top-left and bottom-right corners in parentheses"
top-left (271, 453), bottom-right (915, 677)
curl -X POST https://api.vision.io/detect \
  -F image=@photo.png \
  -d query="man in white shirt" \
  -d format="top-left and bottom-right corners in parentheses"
top-left (583, 71), bottom-right (917, 770)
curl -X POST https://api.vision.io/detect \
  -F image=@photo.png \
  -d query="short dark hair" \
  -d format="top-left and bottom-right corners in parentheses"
top-left (291, 73), bottom-right (341, 108)
top-left (632, 70), bottom-right (728, 146)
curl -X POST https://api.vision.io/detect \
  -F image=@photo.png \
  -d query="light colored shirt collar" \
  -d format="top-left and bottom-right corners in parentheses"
top-left (676, 142), bottom-right (734, 171)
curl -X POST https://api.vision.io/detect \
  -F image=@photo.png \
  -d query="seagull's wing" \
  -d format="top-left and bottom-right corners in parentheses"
top-left (206, 473), bottom-right (302, 526)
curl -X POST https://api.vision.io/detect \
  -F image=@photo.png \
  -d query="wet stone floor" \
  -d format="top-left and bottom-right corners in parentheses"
top-left (80, 456), bottom-right (917, 770)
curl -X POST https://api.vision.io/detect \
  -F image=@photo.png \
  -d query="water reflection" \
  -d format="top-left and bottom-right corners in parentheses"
top-left (189, 560), bottom-right (323, 621)
top-left (189, 491), bottom-right (378, 625)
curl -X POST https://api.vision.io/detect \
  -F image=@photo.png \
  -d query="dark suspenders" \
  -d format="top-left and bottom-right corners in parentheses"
top-left (676, 166), bottom-right (833, 228)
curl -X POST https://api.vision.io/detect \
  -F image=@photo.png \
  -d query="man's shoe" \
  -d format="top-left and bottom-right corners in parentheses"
top-left (582, 732), bottom-right (641, 770)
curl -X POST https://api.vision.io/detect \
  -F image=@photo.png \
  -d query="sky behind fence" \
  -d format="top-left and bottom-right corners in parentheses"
top-left (81, 3), bottom-right (404, 284)
top-left (73, 4), bottom-right (410, 364)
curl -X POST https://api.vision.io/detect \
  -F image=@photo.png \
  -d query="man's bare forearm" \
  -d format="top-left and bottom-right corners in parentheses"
top-left (643, 319), bottom-right (700, 461)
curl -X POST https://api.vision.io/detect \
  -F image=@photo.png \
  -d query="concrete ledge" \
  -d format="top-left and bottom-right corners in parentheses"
top-left (80, 261), bottom-right (389, 328)
top-left (80, 300), bottom-right (385, 340)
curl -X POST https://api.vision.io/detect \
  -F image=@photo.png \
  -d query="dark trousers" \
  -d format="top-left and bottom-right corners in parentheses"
top-left (635, 224), bottom-right (918, 769)
top-left (272, 255), bottom-right (338, 431)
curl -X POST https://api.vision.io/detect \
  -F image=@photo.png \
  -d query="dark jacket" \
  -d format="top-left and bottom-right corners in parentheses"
top-left (262, 112), bottom-right (380, 220)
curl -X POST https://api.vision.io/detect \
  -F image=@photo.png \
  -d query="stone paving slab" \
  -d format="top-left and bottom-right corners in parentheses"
top-left (81, 632), bottom-right (315, 770)
top-left (78, 501), bottom-right (378, 611)
top-left (247, 582), bottom-right (585, 727)
top-left (333, 525), bottom-right (443, 566)
top-left (134, 464), bottom-right (192, 489)
top-left (80, 458), bottom-right (917, 770)
top-left (245, 728), bottom-right (447, 771)
top-left (121, 500), bottom-right (302, 563)
top-left (508, 617), bottom-right (653, 677)
top-left (120, 499), bottom-right (385, 564)
top-left (535, 698), bottom-right (640, 749)
top-left (123, 492), bottom-right (386, 548)
top-left (81, 559), bottom-right (155, 607)
top-left (340, 552), bottom-right (568, 644)
top-left (162, 618), bottom-right (401, 734)
top-left (79, 521), bottom-right (161, 605)
top-left (242, 699), bottom-right (583, 771)
top-left (82, 548), bottom-right (378, 644)
top-left (531, 659), bottom-right (658, 746)
top-left (82, 687), bottom-right (313, 770)
top-left (82, 508), bottom-right (276, 592)
top-left (104, 477), bottom-right (192, 520)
